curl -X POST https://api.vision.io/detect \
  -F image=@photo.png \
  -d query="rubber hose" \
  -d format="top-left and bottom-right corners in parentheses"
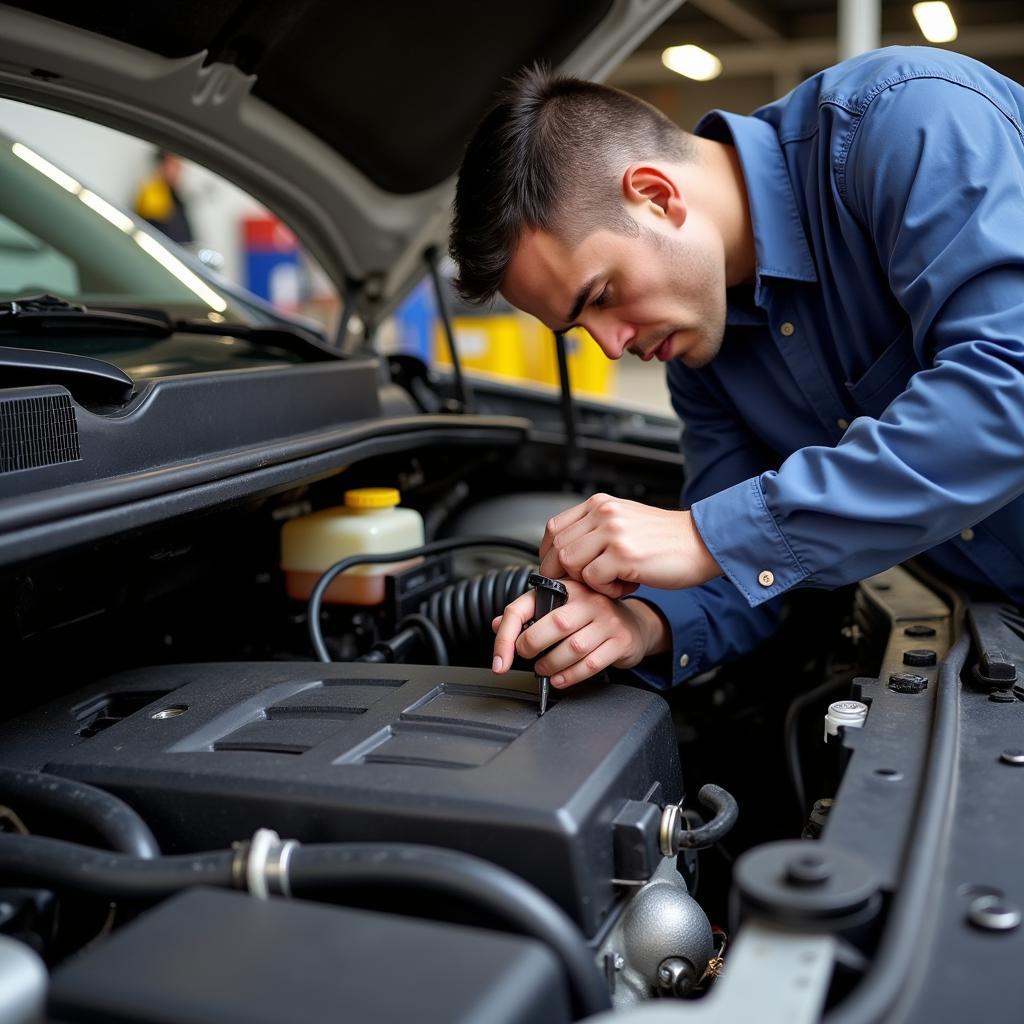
top-left (394, 613), bottom-right (449, 666)
top-left (674, 784), bottom-right (739, 850)
top-left (289, 843), bottom-right (610, 1019)
top-left (420, 566), bottom-right (534, 660)
top-left (0, 766), bottom-right (160, 859)
top-left (0, 833), bottom-right (232, 897)
top-left (310, 537), bottom-right (538, 662)
top-left (0, 833), bottom-right (609, 1019)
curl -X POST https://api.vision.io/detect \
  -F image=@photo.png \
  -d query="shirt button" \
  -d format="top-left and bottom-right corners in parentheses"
top-left (679, 653), bottom-right (690, 669)
top-left (758, 570), bottom-right (775, 587)
top-left (837, 418), bottom-right (850, 431)
top-left (960, 528), bottom-right (975, 541)
top-left (779, 322), bottom-right (795, 337)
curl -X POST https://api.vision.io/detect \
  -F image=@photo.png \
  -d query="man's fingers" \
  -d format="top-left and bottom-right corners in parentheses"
top-left (538, 547), bottom-right (567, 579)
top-left (515, 600), bottom-right (591, 660)
top-left (549, 638), bottom-right (623, 689)
top-left (534, 620), bottom-right (607, 677)
top-left (540, 503), bottom-right (589, 560)
top-left (491, 592), bottom-right (536, 674)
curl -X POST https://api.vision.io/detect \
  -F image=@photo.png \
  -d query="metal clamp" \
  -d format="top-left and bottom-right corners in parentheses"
top-left (242, 828), bottom-right (299, 899)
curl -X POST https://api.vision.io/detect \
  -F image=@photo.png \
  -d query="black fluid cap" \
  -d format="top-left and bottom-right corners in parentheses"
top-left (903, 649), bottom-right (937, 667)
top-left (904, 624), bottom-right (937, 638)
top-left (889, 672), bottom-right (928, 694)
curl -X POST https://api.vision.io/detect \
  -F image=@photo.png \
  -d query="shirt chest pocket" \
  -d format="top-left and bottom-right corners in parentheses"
top-left (844, 326), bottom-right (920, 420)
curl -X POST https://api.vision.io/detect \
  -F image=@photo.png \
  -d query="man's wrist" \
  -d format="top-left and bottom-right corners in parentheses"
top-left (681, 509), bottom-right (721, 584)
top-left (621, 597), bottom-right (671, 657)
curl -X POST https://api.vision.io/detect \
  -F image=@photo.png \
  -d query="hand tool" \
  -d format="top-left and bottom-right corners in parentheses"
top-left (527, 572), bottom-right (568, 716)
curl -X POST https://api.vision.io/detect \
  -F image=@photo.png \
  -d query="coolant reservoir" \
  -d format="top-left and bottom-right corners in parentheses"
top-left (281, 488), bottom-right (424, 605)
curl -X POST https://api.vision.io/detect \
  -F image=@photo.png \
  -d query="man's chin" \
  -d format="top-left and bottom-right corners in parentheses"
top-left (677, 329), bottom-right (724, 369)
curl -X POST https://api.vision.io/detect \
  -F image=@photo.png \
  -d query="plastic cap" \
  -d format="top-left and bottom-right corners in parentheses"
top-left (344, 487), bottom-right (400, 509)
top-left (824, 700), bottom-right (868, 741)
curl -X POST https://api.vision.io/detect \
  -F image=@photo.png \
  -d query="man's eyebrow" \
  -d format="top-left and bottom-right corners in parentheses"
top-left (559, 276), bottom-right (598, 331)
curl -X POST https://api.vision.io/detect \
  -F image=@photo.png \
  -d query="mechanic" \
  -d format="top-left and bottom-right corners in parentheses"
top-left (447, 46), bottom-right (1024, 693)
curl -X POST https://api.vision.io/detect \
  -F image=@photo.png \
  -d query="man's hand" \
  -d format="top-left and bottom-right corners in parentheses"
top-left (491, 579), bottom-right (670, 690)
top-left (539, 494), bottom-right (721, 599)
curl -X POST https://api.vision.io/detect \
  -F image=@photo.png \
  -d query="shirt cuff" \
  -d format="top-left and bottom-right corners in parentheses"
top-left (623, 586), bottom-right (709, 690)
top-left (691, 475), bottom-right (809, 607)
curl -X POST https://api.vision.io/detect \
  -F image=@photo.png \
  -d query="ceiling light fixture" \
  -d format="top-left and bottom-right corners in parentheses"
top-left (661, 45), bottom-right (722, 82)
top-left (912, 2), bottom-right (958, 43)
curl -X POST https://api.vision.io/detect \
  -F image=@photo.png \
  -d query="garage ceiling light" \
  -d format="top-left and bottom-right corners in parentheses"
top-left (912, 2), bottom-right (958, 43)
top-left (79, 189), bottom-right (135, 233)
top-left (133, 230), bottom-right (228, 312)
top-left (661, 44), bottom-right (722, 82)
top-left (12, 142), bottom-right (81, 194)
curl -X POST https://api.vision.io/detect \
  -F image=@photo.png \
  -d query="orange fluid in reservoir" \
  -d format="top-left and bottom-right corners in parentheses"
top-left (280, 488), bottom-right (425, 606)
top-left (284, 559), bottom-right (423, 605)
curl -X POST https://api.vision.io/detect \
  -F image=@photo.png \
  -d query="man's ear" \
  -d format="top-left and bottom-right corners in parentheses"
top-left (622, 164), bottom-right (686, 228)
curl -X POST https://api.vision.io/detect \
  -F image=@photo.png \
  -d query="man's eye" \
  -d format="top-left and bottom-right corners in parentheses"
top-left (593, 287), bottom-right (610, 309)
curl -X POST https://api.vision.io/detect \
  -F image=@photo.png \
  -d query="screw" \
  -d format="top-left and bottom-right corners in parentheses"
top-left (968, 895), bottom-right (1021, 932)
top-left (999, 749), bottom-right (1024, 766)
top-left (903, 649), bottom-right (937, 667)
top-left (613, 954), bottom-right (625, 971)
top-left (904, 624), bottom-right (936, 638)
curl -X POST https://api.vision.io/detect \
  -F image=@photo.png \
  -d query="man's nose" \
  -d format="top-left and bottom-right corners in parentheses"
top-left (586, 320), bottom-right (634, 360)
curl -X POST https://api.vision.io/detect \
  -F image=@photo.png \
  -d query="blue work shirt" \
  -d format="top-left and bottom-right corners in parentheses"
top-left (632, 46), bottom-right (1024, 688)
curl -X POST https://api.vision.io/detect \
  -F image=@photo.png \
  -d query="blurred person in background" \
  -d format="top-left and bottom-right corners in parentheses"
top-left (134, 149), bottom-right (194, 245)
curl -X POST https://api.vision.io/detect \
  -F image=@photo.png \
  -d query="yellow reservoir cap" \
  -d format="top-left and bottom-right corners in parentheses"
top-left (344, 487), bottom-right (401, 509)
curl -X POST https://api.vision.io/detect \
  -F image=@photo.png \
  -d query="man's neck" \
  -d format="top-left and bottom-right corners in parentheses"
top-left (689, 136), bottom-right (756, 287)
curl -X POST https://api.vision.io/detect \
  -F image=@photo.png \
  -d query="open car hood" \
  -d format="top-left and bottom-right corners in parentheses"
top-left (0, 1), bottom-right (680, 331)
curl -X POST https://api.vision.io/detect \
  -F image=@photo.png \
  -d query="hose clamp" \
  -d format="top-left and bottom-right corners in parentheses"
top-left (245, 828), bottom-right (299, 899)
top-left (659, 803), bottom-right (681, 858)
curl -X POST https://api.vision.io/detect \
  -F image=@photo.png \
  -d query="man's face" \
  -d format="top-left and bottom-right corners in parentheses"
top-left (501, 209), bottom-right (727, 369)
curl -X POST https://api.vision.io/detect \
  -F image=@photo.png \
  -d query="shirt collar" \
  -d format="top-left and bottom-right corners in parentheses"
top-left (694, 109), bottom-right (818, 300)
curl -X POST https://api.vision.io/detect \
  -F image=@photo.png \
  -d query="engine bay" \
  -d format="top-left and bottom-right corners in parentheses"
top-left (1, 367), bottom-right (1021, 1023)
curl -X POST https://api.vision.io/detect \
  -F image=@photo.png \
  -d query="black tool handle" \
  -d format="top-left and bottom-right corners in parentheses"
top-left (528, 573), bottom-right (568, 624)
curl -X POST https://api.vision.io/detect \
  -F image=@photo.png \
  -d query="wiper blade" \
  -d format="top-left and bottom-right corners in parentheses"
top-left (1, 295), bottom-right (342, 363)
top-left (0, 294), bottom-right (171, 337)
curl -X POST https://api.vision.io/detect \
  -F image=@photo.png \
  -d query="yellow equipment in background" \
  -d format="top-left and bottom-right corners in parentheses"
top-left (433, 312), bottom-right (615, 397)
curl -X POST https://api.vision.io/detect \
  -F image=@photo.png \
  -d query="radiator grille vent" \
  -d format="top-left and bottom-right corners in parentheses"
top-left (0, 393), bottom-right (81, 473)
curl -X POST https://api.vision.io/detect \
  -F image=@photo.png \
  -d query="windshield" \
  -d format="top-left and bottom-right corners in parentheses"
top-left (0, 137), bottom-right (239, 318)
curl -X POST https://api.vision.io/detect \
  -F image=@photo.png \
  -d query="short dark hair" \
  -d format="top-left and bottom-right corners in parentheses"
top-left (449, 65), bottom-right (693, 305)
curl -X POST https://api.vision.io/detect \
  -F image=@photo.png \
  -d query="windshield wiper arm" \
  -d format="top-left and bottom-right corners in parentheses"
top-left (0, 295), bottom-right (172, 337)
top-left (1, 295), bottom-right (342, 363)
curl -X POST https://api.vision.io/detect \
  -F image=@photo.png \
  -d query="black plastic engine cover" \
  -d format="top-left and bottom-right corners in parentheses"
top-left (49, 887), bottom-right (571, 1024)
top-left (4, 663), bottom-right (680, 938)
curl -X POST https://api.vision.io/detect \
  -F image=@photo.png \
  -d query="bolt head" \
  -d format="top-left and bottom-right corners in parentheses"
top-left (903, 648), bottom-right (937, 667)
top-left (968, 895), bottom-right (1022, 932)
top-left (904, 624), bottom-right (936, 638)
top-left (613, 954), bottom-right (625, 971)
top-left (785, 853), bottom-right (832, 887)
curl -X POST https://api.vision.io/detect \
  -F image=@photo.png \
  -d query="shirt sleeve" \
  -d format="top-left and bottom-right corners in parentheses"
top-left (630, 361), bottom-right (785, 687)
top-left (694, 75), bottom-right (1024, 607)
